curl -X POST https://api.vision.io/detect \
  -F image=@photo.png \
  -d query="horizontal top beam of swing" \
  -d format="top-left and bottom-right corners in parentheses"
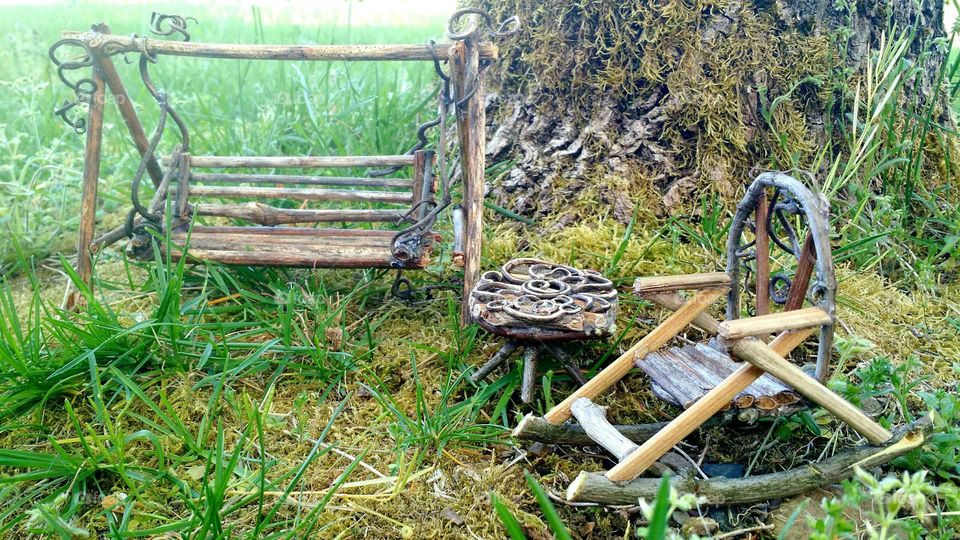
top-left (63, 31), bottom-right (498, 61)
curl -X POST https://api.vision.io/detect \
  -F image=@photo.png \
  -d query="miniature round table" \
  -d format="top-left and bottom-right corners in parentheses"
top-left (467, 258), bottom-right (619, 402)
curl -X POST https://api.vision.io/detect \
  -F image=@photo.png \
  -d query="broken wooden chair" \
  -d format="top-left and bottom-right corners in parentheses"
top-left (514, 173), bottom-right (928, 504)
top-left (50, 10), bottom-right (517, 323)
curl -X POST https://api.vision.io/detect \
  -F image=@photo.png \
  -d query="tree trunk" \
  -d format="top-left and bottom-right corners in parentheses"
top-left (476, 0), bottom-right (950, 222)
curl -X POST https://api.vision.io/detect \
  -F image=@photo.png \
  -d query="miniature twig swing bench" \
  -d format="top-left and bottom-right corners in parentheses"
top-left (50, 10), bottom-right (517, 322)
top-left (514, 173), bottom-right (931, 505)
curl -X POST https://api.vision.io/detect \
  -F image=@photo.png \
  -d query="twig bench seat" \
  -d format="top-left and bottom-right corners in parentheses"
top-left (123, 150), bottom-right (440, 269)
top-left (637, 342), bottom-right (805, 419)
top-left (165, 227), bottom-right (440, 269)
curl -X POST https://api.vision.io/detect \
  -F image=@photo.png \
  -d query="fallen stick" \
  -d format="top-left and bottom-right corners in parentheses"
top-left (513, 414), bottom-right (669, 446)
top-left (567, 418), bottom-right (931, 505)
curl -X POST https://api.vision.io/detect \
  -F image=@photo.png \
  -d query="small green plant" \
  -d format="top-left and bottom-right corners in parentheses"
top-left (846, 355), bottom-right (925, 423)
top-left (490, 473), bottom-right (573, 540)
top-left (894, 388), bottom-right (960, 480)
top-left (807, 467), bottom-right (953, 540)
top-left (635, 474), bottom-right (706, 540)
top-left (362, 358), bottom-right (508, 465)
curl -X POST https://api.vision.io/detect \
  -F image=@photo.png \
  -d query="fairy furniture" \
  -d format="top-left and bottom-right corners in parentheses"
top-left (50, 10), bottom-right (517, 323)
top-left (468, 258), bottom-right (618, 402)
top-left (513, 173), bottom-right (920, 504)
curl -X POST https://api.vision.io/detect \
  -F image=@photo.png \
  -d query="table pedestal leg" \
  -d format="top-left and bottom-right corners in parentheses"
top-left (470, 341), bottom-right (521, 383)
top-left (545, 343), bottom-right (588, 385)
top-left (521, 346), bottom-right (539, 403)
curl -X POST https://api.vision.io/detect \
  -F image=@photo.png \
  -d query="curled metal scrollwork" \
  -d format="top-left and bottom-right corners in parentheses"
top-left (447, 8), bottom-right (520, 41)
top-left (48, 38), bottom-right (99, 133)
top-left (769, 273), bottom-right (793, 304)
top-left (377, 10), bottom-right (519, 266)
top-left (469, 259), bottom-right (617, 339)
top-left (767, 188), bottom-right (804, 257)
top-left (54, 100), bottom-right (86, 134)
top-left (727, 173), bottom-right (836, 382)
top-left (149, 12), bottom-right (197, 42)
top-left (733, 185), bottom-right (816, 308)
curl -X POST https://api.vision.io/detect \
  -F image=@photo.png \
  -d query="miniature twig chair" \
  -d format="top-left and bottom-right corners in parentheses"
top-left (514, 173), bottom-right (897, 500)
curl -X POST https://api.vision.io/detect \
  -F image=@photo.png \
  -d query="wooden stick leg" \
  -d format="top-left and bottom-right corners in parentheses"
top-left (520, 346), bottom-right (539, 404)
top-left (512, 413), bottom-right (670, 445)
top-left (92, 25), bottom-right (164, 188)
top-left (544, 288), bottom-right (726, 424)
top-left (733, 338), bottom-right (892, 444)
top-left (450, 38), bottom-right (485, 327)
top-left (755, 192), bottom-right (771, 316)
top-left (545, 343), bottom-right (588, 385)
top-left (66, 59), bottom-right (106, 310)
top-left (606, 328), bottom-right (814, 482)
top-left (470, 341), bottom-right (520, 383)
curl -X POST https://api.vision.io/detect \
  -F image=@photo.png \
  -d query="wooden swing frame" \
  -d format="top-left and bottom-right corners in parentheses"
top-left (53, 11), bottom-right (509, 324)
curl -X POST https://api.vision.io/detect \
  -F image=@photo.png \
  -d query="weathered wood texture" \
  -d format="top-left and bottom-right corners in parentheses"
top-left (189, 173), bottom-right (413, 188)
top-left (755, 192), bottom-right (771, 315)
top-left (470, 341), bottom-right (521, 382)
top-left (451, 37), bottom-right (486, 325)
top-left (544, 288), bottom-right (726, 424)
top-left (172, 247), bottom-right (419, 269)
top-left (785, 235), bottom-right (816, 311)
top-left (545, 343), bottom-right (589, 385)
top-left (192, 203), bottom-right (406, 225)
top-left (636, 343), bottom-right (802, 412)
top-left (64, 31), bottom-right (498, 61)
top-left (170, 231), bottom-right (405, 249)
top-left (513, 413), bottom-right (670, 445)
top-left (520, 346), bottom-right (539, 404)
top-left (634, 273), bottom-right (731, 295)
top-left (164, 229), bottom-right (433, 269)
top-left (568, 420), bottom-right (930, 504)
top-left (169, 155), bottom-right (415, 168)
top-left (67, 55), bottom-right (106, 309)
top-left (570, 398), bottom-right (639, 461)
top-left (177, 152), bottom-right (191, 220)
top-left (718, 307), bottom-right (831, 340)
top-left (469, 259), bottom-right (618, 341)
top-left (452, 205), bottom-right (466, 267)
top-left (92, 25), bottom-right (163, 188)
top-left (185, 185), bottom-right (412, 204)
top-left (184, 226), bottom-right (402, 237)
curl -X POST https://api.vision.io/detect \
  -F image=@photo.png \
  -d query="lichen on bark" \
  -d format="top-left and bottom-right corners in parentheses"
top-left (475, 0), bottom-right (950, 222)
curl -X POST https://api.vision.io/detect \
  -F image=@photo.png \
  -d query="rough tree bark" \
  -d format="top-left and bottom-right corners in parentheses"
top-left (476, 0), bottom-right (950, 222)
